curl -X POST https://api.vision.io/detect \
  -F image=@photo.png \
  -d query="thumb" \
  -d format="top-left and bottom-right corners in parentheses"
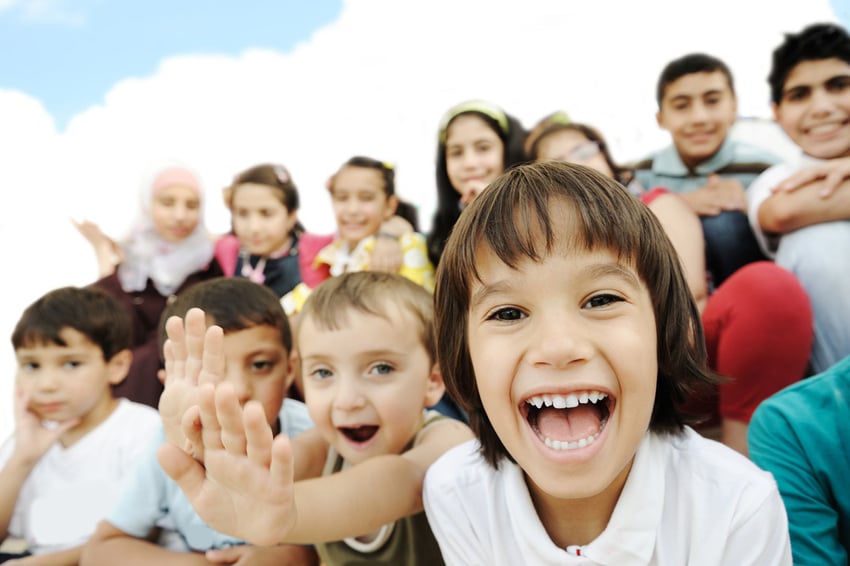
top-left (205, 545), bottom-right (243, 563)
top-left (157, 442), bottom-right (207, 499)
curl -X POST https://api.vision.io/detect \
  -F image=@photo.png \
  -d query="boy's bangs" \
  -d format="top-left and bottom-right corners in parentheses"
top-left (466, 175), bottom-right (643, 283)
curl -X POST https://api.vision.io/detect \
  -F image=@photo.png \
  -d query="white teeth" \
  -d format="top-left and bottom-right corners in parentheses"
top-left (526, 391), bottom-right (607, 409)
top-left (543, 431), bottom-right (600, 451)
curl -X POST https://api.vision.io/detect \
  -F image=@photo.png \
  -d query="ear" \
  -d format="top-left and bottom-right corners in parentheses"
top-left (772, 102), bottom-right (781, 123)
top-left (655, 109), bottom-right (665, 130)
top-left (325, 176), bottom-right (334, 192)
top-left (385, 195), bottom-right (399, 219)
top-left (156, 368), bottom-right (166, 385)
top-left (423, 363), bottom-right (447, 408)
top-left (107, 349), bottom-right (133, 386)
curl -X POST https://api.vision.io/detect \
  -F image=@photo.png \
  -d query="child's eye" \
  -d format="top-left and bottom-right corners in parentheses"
top-left (20, 362), bottom-right (39, 371)
top-left (487, 307), bottom-right (526, 322)
top-left (783, 86), bottom-right (810, 102)
top-left (368, 363), bottom-right (395, 376)
top-left (63, 360), bottom-right (82, 369)
top-left (826, 76), bottom-right (850, 93)
top-left (583, 294), bottom-right (624, 309)
top-left (310, 368), bottom-right (333, 380)
top-left (251, 359), bottom-right (274, 372)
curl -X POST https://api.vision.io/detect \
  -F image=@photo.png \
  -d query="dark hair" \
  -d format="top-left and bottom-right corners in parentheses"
top-left (525, 113), bottom-right (635, 187)
top-left (299, 271), bottom-right (435, 363)
top-left (434, 161), bottom-right (718, 468)
top-left (768, 22), bottom-right (850, 104)
top-left (656, 53), bottom-right (735, 106)
top-left (12, 286), bottom-right (132, 361)
top-left (158, 276), bottom-right (292, 357)
top-left (427, 101), bottom-right (528, 266)
top-left (225, 163), bottom-right (304, 235)
top-left (328, 156), bottom-right (419, 231)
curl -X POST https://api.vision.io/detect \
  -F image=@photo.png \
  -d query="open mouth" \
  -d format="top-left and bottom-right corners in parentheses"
top-left (339, 425), bottom-right (379, 443)
top-left (523, 391), bottom-right (611, 451)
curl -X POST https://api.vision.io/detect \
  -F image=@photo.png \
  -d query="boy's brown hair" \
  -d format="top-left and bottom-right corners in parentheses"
top-left (434, 161), bottom-right (718, 467)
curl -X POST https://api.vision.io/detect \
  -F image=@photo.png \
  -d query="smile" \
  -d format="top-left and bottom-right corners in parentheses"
top-left (339, 424), bottom-right (379, 443)
top-left (523, 391), bottom-right (611, 451)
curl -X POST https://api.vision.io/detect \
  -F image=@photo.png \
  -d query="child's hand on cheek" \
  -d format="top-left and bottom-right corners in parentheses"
top-left (159, 307), bottom-right (225, 460)
top-left (12, 387), bottom-right (79, 466)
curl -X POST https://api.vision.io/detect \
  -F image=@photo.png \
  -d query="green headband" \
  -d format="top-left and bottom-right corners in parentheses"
top-left (438, 99), bottom-right (510, 143)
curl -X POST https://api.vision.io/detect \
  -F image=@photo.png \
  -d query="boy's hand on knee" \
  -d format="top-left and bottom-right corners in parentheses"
top-left (159, 308), bottom-right (225, 458)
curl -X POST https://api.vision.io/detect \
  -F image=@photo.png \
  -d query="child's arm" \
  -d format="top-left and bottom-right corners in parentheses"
top-left (772, 156), bottom-right (850, 198)
top-left (0, 389), bottom-right (79, 540)
top-left (80, 520), bottom-right (210, 566)
top-left (757, 176), bottom-right (850, 233)
top-left (203, 543), bottom-right (318, 565)
top-left (679, 174), bottom-right (748, 216)
top-left (368, 216), bottom-right (413, 273)
top-left (70, 218), bottom-right (123, 278)
top-left (159, 381), bottom-right (474, 547)
top-left (8, 545), bottom-right (83, 565)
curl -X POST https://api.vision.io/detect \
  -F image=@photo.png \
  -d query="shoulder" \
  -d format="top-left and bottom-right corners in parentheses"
top-left (279, 398), bottom-right (314, 438)
top-left (658, 428), bottom-right (780, 509)
top-left (752, 357), bottom-right (850, 438)
top-left (727, 138), bottom-right (782, 164)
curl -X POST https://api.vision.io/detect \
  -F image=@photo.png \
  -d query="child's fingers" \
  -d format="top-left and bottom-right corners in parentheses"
top-left (214, 383), bottom-right (247, 455)
top-left (157, 442), bottom-right (206, 498)
top-left (198, 325), bottom-right (225, 386)
top-left (183, 308), bottom-right (207, 384)
top-left (243, 401), bottom-right (275, 468)
top-left (181, 404), bottom-right (203, 457)
top-left (163, 316), bottom-right (187, 385)
top-left (269, 433), bottom-right (296, 490)
top-left (197, 383), bottom-right (225, 452)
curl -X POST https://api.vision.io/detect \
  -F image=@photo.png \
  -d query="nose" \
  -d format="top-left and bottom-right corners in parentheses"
top-left (690, 101), bottom-right (711, 123)
top-left (332, 376), bottom-right (366, 412)
top-left (33, 369), bottom-right (60, 392)
top-left (527, 311), bottom-right (593, 370)
top-left (809, 87), bottom-right (836, 116)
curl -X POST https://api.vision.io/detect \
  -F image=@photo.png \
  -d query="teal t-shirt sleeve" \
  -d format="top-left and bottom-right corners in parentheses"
top-left (106, 429), bottom-right (169, 539)
top-left (749, 398), bottom-right (847, 565)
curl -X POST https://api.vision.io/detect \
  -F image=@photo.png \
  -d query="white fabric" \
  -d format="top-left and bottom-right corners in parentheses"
top-left (117, 163), bottom-right (214, 296)
top-left (0, 400), bottom-right (161, 555)
top-left (423, 427), bottom-right (791, 566)
top-left (745, 152), bottom-right (821, 258)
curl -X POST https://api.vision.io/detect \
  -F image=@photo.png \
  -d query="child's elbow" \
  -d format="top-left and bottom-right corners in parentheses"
top-left (757, 198), bottom-right (798, 234)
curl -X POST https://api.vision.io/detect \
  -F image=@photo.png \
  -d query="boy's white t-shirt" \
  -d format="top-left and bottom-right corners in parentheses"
top-left (0, 399), bottom-right (161, 555)
top-left (423, 427), bottom-right (791, 566)
top-left (746, 152), bottom-right (821, 257)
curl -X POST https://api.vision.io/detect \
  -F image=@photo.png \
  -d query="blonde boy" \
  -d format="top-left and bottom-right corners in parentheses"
top-left (157, 272), bottom-right (474, 565)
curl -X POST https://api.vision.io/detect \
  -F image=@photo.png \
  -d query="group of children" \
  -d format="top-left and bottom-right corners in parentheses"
top-left (2, 20), bottom-right (849, 566)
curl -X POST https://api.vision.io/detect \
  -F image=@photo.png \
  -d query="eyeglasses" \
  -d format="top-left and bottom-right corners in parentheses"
top-left (556, 140), bottom-right (602, 164)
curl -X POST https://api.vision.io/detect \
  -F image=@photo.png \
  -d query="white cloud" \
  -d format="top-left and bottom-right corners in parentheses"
top-left (0, 0), bottom-right (839, 438)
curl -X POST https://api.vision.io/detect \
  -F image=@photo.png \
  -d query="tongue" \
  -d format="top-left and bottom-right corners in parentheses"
top-left (536, 405), bottom-right (600, 442)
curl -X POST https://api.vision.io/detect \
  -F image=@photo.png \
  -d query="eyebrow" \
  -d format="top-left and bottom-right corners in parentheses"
top-left (470, 261), bottom-right (642, 310)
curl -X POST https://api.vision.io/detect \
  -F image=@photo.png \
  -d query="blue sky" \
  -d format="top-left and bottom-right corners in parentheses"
top-left (0, 1), bottom-right (343, 128)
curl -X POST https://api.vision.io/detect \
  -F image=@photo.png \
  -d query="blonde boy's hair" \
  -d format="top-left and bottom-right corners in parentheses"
top-left (298, 271), bottom-right (435, 362)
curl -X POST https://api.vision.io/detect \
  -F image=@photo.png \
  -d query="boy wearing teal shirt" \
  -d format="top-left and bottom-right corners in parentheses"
top-left (749, 355), bottom-right (850, 565)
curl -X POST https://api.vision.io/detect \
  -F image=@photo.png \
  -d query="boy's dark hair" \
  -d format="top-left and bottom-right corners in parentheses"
top-left (299, 271), bottom-right (435, 363)
top-left (434, 161), bottom-right (719, 468)
top-left (656, 53), bottom-right (735, 106)
top-left (768, 22), bottom-right (850, 104)
top-left (158, 277), bottom-right (292, 356)
top-left (427, 100), bottom-right (528, 266)
top-left (12, 286), bottom-right (132, 361)
top-left (328, 156), bottom-right (420, 231)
